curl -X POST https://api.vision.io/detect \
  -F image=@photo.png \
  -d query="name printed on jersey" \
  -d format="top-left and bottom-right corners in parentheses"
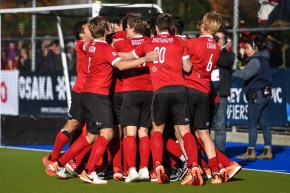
top-left (152, 37), bottom-right (173, 43)
top-left (131, 39), bottom-right (145, 46)
top-left (207, 42), bottom-right (217, 49)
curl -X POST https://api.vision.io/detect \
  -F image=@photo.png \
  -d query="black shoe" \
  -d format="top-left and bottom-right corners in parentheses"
top-left (169, 166), bottom-right (181, 181)
top-left (178, 161), bottom-right (188, 180)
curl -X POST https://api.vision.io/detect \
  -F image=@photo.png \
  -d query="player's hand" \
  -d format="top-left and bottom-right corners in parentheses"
top-left (144, 51), bottom-right (159, 62)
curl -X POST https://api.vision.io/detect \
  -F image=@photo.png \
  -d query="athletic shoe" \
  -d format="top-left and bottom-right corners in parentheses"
top-left (65, 159), bottom-right (80, 176)
top-left (150, 170), bottom-right (158, 182)
top-left (42, 155), bottom-right (53, 167)
top-left (79, 170), bottom-right (107, 184)
top-left (191, 167), bottom-right (203, 186)
top-left (226, 162), bottom-right (242, 180)
top-left (178, 161), bottom-right (188, 180)
top-left (98, 167), bottom-right (113, 180)
top-left (113, 167), bottom-right (125, 181)
top-left (138, 167), bottom-right (150, 181)
top-left (125, 167), bottom-right (139, 183)
top-left (220, 167), bottom-right (229, 182)
top-left (202, 166), bottom-right (212, 179)
top-left (47, 161), bottom-right (66, 178)
top-left (180, 168), bottom-right (193, 185)
top-left (211, 172), bottom-right (222, 184)
top-left (155, 162), bottom-right (169, 184)
top-left (169, 166), bottom-right (181, 181)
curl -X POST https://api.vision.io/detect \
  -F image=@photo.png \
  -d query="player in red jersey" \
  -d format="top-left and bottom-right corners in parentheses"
top-left (43, 21), bottom-right (93, 171)
top-left (184, 11), bottom-right (223, 184)
top-left (118, 13), bottom-right (203, 186)
top-left (114, 16), bottom-right (152, 183)
top-left (46, 16), bottom-right (158, 184)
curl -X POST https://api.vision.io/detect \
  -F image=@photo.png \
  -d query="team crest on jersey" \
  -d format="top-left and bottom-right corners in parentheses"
top-left (151, 66), bottom-right (157, 72)
top-left (112, 52), bottom-right (118, 56)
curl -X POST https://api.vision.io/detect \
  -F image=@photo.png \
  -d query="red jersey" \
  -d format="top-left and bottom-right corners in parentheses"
top-left (114, 31), bottom-right (127, 39)
top-left (185, 35), bottom-right (221, 94)
top-left (132, 33), bottom-right (189, 92)
top-left (83, 40), bottom-right (121, 95)
top-left (114, 35), bottom-right (152, 92)
top-left (72, 40), bottom-right (87, 93)
top-left (176, 34), bottom-right (188, 42)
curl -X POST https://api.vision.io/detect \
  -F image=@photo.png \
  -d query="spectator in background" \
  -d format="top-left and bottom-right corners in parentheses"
top-left (36, 39), bottom-right (55, 73)
top-left (66, 41), bottom-right (76, 72)
top-left (50, 40), bottom-right (63, 71)
top-left (4, 57), bottom-right (18, 70)
top-left (233, 35), bottom-right (273, 160)
top-left (212, 29), bottom-right (235, 153)
top-left (266, 33), bottom-right (283, 68)
top-left (17, 46), bottom-right (31, 71)
top-left (257, 0), bottom-right (279, 26)
top-left (285, 39), bottom-right (290, 68)
top-left (1, 48), bottom-right (7, 69)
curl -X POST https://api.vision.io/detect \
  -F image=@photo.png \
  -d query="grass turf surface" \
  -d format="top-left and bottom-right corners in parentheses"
top-left (1, 148), bottom-right (290, 193)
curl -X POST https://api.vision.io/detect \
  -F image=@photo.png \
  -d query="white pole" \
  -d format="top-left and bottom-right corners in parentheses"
top-left (31, 0), bottom-right (36, 71)
top-left (56, 16), bottom-right (71, 110)
top-left (157, 0), bottom-right (162, 8)
top-left (233, 0), bottom-right (239, 69)
top-left (0, 14), bottom-right (2, 145)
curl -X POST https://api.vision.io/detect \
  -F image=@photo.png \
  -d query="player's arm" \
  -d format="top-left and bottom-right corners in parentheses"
top-left (114, 51), bottom-right (158, 70)
top-left (182, 56), bottom-right (192, 73)
top-left (117, 52), bottom-right (135, 60)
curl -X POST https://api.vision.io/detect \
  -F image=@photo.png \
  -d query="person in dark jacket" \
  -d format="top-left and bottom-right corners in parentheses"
top-left (212, 30), bottom-right (235, 153)
top-left (233, 35), bottom-right (273, 160)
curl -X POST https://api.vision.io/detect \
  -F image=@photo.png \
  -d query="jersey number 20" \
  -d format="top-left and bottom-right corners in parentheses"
top-left (153, 47), bottom-right (166, 64)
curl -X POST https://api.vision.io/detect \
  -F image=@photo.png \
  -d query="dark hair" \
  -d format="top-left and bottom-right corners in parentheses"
top-left (245, 33), bottom-right (266, 50)
top-left (171, 16), bottom-right (184, 35)
top-left (213, 29), bottom-right (229, 44)
top-left (156, 13), bottom-right (172, 32)
top-left (73, 20), bottom-right (87, 40)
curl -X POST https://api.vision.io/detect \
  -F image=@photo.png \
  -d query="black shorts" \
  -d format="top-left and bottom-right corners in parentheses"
top-left (68, 91), bottom-right (84, 122)
top-left (152, 85), bottom-right (190, 126)
top-left (187, 87), bottom-right (210, 130)
top-left (81, 92), bottom-right (113, 134)
top-left (120, 91), bottom-right (153, 128)
top-left (109, 92), bottom-right (123, 125)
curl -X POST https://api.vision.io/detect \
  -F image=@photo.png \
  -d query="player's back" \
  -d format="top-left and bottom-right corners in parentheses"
top-left (185, 35), bottom-right (221, 93)
top-left (134, 33), bottom-right (188, 91)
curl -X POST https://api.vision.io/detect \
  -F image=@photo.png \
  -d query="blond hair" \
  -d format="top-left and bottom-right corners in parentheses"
top-left (89, 16), bottom-right (107, 38)
top-left (202, 11), bottom-right (222, 35)
top-left (127, 17), bottom-right (148, 35)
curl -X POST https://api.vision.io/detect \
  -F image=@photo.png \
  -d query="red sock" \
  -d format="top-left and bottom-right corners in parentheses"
top-left (196, 137), bottom-right (232, 168)
top-left (165, 137), bottom-right (183, 158)
top-left (139, 136), bottom-right (150, 169)
top-left (150, 131), bottom-right (163, 164)
top-left (208, 157), bottom-right (219, 173)
top-left (74, 144), bottom-right (92, 163)
top-left (122, 138), bottom-right (129, 172)
top-left (108, 137), bottom-right (122, 169)
top-left (58, 135), bottom-right (89, 166)
top-left (215, 148), bottom-right (232, 167)
top-left (51, 130), bottom-right (70, 161)
top-left (125, 136), bottom-right (137, 168)
top-left (182, 132), bottom-right (198, 167)
top-left (86, 136), bottom-right (109, 174)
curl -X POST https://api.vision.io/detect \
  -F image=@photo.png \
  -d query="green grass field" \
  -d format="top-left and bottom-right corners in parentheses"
top-left (1, 147), bottom-right (290, 193)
